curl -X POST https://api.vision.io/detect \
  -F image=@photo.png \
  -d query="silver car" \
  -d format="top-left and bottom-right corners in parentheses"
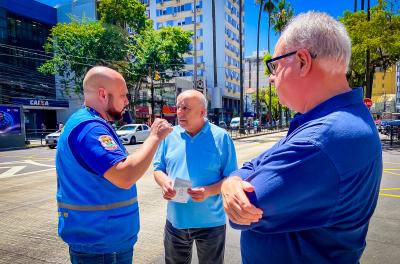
top-left (116, 124), bottom-right (150, 145)
top-left (45, 130), bottom-right (61, 149)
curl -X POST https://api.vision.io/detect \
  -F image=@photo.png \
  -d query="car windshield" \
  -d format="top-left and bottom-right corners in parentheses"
top-left (118, 125), bottom-right (138, 131)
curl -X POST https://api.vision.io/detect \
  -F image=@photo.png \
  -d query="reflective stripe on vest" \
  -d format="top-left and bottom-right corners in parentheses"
top-left (58, 197), bottom-right (138, 211)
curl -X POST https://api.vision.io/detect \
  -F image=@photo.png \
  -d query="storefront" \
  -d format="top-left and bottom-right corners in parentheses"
top-left (134, 105), bottom-right (150, 125)
top-left (162, 105), bottom-right (177, 125)
top-left (11, 98), bottom-right (69, 137)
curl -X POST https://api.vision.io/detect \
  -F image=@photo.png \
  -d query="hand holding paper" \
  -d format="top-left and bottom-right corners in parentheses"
top-left (171, 177), bottom-right (192, 203)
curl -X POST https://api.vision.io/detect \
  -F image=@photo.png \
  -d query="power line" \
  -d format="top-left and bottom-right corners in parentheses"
top-left (0, 43), bottom-right (244, 72)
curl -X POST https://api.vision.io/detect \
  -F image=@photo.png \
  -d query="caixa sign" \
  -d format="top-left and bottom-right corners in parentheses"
top-left (11, 98), bottom-right (69, 109)
top-left (30, 100), bottom-right (49, 106)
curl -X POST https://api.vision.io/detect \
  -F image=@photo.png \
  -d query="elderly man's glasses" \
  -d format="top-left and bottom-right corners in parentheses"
top-left (266, 50), bottom-right (317, 75)
top-left (265, 51), bottom-right (297, 75)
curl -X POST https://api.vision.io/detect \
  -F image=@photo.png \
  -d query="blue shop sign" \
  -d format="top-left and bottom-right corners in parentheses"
top-left (11, 98), bottom-right (69, 109)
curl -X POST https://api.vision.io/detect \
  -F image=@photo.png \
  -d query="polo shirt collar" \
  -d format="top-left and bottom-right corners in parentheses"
top-left (289, 87), bottom-right (363, 134)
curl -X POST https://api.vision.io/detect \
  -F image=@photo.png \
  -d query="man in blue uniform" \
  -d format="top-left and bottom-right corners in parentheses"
top-left (153, 90), bottom-right (237, 264)
top-left (221, 12), bottom-right (382, 263)
top-left (56, 66), bottom-right (172, 264)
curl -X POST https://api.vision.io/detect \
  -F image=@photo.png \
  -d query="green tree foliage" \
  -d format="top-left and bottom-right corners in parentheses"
top-left (127, 26), bottom-right (191, 102)
top-left (38, 20), bottom-right (129, 95)
top-left (98, 0), bottom-right (147, 34)
top-left (341, 0), bottom-right (400, 89)
top-left (38, 0), bottom-right (192, 102)
top-left (272, 0), bottom-right (294, 33)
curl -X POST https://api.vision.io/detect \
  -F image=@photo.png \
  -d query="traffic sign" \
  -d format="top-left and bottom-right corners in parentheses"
top-left (363, 98), bottom-right (373, 108)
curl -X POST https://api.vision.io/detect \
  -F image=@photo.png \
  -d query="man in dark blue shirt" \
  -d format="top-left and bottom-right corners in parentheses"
top-left (221, 12), bottom-right (382, 264)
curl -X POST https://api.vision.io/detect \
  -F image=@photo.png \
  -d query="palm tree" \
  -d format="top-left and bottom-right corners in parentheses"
top-left (255, 0), bottom-right (277, 127)
top-left (271, 0), bottom-right (294, 126)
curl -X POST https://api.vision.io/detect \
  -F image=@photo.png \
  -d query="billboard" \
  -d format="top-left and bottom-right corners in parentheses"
top-left (0, 106), bottom-right (21, 134)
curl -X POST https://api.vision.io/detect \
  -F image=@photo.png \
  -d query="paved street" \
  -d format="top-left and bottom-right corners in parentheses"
top-left (0, 132), bottom-right (399, 263)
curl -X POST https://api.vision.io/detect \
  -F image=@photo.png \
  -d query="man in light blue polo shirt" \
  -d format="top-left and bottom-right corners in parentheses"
top-left (153, 90), bottom-right (237, 264)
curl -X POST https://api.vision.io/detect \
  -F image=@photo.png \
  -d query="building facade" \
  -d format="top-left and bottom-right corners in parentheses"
top-left (244, 50), bottom-right (269, 115)
top-left (0, 0), bottom-right (67, 136)
top-left (148, 0), bottom-right (244, 123)
top-left (244, 50), bottom-right (269, 92)
top-left (371, 64), bottom-right (397, 114)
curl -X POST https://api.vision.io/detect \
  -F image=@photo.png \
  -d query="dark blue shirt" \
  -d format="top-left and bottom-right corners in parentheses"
top-left (69, 107), bottom-right (127, 176)
top-left (231, 88), bottom-right (382, 263)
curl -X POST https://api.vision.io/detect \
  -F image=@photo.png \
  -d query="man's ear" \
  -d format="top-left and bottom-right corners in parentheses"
top-left (296, 49), bottom-right (312, 77)
top-left (98, 87), bottom-right (107, 103)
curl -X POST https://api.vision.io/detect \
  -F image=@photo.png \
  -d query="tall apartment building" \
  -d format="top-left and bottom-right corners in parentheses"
top-left (148, 0), bottom-right (244, 122)
top-left (244, 50), bottom-right (269, 114)
top-left (244, 50), bottom-right (269, 92)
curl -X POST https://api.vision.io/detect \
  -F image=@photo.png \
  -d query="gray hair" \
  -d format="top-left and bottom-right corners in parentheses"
top-left (281, 12), bottom-right (352, 73)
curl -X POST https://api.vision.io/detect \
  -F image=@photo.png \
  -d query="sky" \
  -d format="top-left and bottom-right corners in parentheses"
top-left (36, 0), bottom-right (379, 56)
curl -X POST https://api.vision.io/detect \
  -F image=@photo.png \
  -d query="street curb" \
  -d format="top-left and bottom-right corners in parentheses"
top-left (231, 129), bottom-right (288, 140)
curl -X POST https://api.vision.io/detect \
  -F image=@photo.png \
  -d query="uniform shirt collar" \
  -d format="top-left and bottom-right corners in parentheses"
top-left (83, 105), bottom-right (102, 118)
top-left (288, 87), bottom-right (363, 134)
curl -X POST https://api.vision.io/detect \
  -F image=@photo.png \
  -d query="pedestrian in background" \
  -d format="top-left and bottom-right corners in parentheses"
top-left (56, 66), bottom-right (172, 264)
top-left (41, 122), bottom-right (46, 132)
top-left (153, 90), bottom-right (237, 264)
top-left (221, 12), bottom-right (382, 264)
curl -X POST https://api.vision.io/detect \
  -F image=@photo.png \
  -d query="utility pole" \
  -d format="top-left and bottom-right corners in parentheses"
top-left (365, 0), bottom-right (372, 99)
top-left (239, 0), bottom-right (245, 134)
top-left (256, 2), bottom-right (262, 131)
top-left (193, 0), bottom-right (198, 90)
top-left (150, 64), bottom-right (155, 122)
top-left (212, 0), bottom-right (218, 123)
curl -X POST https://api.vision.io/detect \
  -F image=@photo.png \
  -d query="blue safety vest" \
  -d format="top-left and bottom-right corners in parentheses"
top-left (56, 108), bottom-right (139, 253)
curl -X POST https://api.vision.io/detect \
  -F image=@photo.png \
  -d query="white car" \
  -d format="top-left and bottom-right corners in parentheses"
top-left (45, 130), bottom-right (61, 149)
top-left (116, 124), bottom-right (150, 145)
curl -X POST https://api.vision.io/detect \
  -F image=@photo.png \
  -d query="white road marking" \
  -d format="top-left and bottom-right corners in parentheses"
top-left (0, 166), bottom-right (26, 178)
top-left (0, 160), bottom-right (55, 179)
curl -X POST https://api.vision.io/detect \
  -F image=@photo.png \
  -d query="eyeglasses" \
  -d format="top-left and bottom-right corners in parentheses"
top-left (265, 51), bottom-right (297, 75)
top-left (265, 50), bottom-right (317, 75)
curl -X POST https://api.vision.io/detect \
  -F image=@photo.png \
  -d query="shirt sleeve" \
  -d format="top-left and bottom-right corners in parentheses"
top-left (230, 138), bottom-right (285, 180)
top-left (69, 122), bottom-right (127, 176)
top-left (221, 134), bottom-right (238, 177)
top-left (153, 139), bottom-right (166, 172)
top-left (230, 139), bottom-right (339, 234)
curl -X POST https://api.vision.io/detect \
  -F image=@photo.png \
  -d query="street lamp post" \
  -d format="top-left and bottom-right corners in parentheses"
top-left (193, 0), bottom-right (198, 90)
top-left (239, 0), bottom-right (245, 134)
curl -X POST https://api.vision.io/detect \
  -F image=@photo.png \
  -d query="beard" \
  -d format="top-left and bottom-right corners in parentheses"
top-left (106, 94), bottom-right (124, 121)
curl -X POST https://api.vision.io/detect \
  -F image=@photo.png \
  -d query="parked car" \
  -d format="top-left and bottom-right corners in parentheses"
top-left (230, 117), bottom-right (240, 130)
top-left (116, 124), bottom-right (150, 145)
top-left (45, 130), bottom-right (61, 149)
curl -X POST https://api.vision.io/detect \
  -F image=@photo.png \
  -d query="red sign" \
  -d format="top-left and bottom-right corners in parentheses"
top-left (363, 98), bottom-right (373, 108)
top-left (135, 106), bottom-right (149, 118)
top-left (162, 105), bottom-right (177, 115)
